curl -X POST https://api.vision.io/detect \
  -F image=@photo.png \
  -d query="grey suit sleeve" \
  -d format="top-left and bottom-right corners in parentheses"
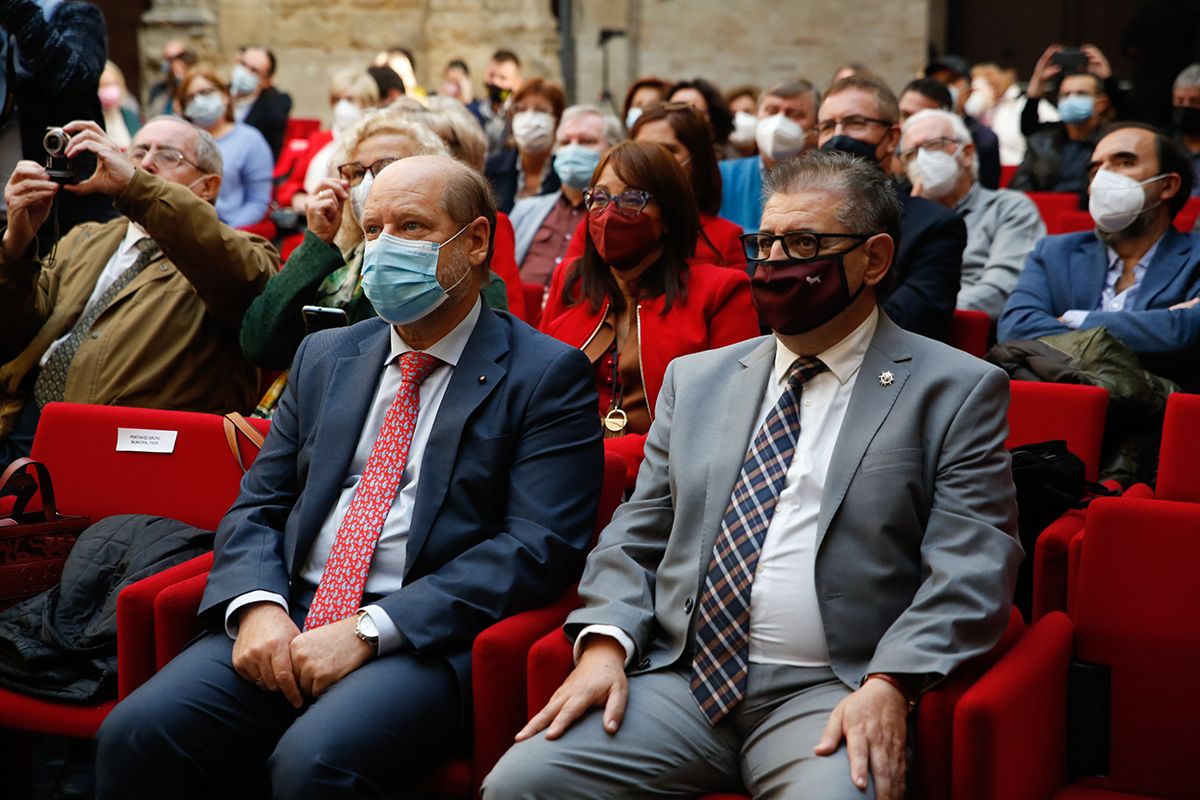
top-left (957, 195), bottom-right (1046, 319)
top-left (864, 367), bottom-right (1023, 685)
top-left (564, 360), bottom-right (681, 656)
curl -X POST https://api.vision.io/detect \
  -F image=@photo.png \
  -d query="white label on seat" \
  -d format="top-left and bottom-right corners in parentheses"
top-left (115, 427), bottom-right (178, 454)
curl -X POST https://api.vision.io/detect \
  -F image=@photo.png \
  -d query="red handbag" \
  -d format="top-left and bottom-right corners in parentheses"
top-left (0, 457), bottom-right (91, 609)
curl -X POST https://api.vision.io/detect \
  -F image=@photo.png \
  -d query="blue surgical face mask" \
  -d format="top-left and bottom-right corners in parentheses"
top-left (552, 143), bottom-right (601, 190)
top-left (230, 64), bottom-right (259, 97)
top-left (625, 106), bottom-right (643, 131)
top-left (1058, 94), bottom-right (1095, 125)
top-left (185, 92), bottom-right (227, 129)
top-left (360, 226), bottom-right (470, 325)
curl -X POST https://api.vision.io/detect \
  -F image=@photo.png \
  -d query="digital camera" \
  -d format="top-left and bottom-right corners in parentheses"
top-left (43, 127), bottom-right (80, 184)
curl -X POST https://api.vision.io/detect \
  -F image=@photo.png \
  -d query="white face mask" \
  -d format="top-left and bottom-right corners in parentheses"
top-left (1088, 168), bottom-right (1167, 233)
top-left (350, 170), bottom-right (373, 224)
top-left (511, 110), bottom-right (555, 153)
top-left (963, 79), bottom-right (993, 118)
top-left (907, 146), bottom-right (962, 199)
top-left (331, 99), bottom-right (363, 134)
top-left (625, 106), bottom-right (643, 131)
top-left (729, 110), bottom-right (759, 146)
top-left (755, 113), bottom-right (807, 162)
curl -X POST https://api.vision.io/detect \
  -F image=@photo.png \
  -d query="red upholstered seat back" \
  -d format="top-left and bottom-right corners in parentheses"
top-left (1156, 393), bottom-right (1200, 503)
top-left (1006, 381), bottom-right (1109, 481)
top-left (948, 309), bottom-right (990, 358)
top-left (29, 403), bottom-right (270, 531)
top-left (1070, 497), bottom-right (1200, 799)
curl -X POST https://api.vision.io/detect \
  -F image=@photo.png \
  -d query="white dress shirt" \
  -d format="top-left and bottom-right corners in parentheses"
top-left (225, 299), bottom-right (482, 654)
top-left (40, 222), bottom-right (150, 367)
top-left (576, 308), bottom-right (878, 666)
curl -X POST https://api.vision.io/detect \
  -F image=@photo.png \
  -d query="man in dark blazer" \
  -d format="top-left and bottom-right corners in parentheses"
top-left (95, 155), bottom-right (604, 798)
top-left (485, 151), bottom-right (1020, 800)
top-left (235, 46), bottom-right (292, 159)
top-left (818, 75), bottom-right (966, 342)
top-left (999, 123), bottom-right (1200, 389)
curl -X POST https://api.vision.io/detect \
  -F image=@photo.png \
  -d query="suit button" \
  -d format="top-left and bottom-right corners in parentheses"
top-left (684, 597), bottom-right (694, 614)
top-left (90, 332), bottom-right (100, 339)
top-left (637, 657), bottom-right (651, 670)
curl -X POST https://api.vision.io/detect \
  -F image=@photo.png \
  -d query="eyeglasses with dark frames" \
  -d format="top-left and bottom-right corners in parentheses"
top-left (814, 115), bottom-right (895, 138)
top-left (740, 231), bottom-right (871, 262)
top-left (583, 188), bottom-right (654, 216)
top-left (336, 157), bottom-right (400, 187)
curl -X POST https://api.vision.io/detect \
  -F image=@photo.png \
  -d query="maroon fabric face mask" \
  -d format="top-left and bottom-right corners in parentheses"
top-left (587, 206), bottom-right (661, 271)
top-left (750, 251), bottom-right (867, 335)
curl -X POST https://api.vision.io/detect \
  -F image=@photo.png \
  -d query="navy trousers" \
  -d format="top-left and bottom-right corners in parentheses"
top-left (95, 620), bottom-right (461, 799)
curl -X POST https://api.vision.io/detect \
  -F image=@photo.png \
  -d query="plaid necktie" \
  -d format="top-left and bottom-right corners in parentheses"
top-left (690, 355), bottom-right (828, 725)
top-left (34, 238), bottom-right (161, 408)
top-left (303, 351), bottom-right (441, 630)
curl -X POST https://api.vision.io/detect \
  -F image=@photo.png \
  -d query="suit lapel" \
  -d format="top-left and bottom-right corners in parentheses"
top-left (816, 316), bottom-right (912, 551)
top-left (1072, 236), bottom-right (1109, 311)
top-left (404, 309), bottom-right (508, 573)
top-left (290, 325), bottom-right (391, 575)
top-left (698, 337), bottom-right (775, 562)
top-left (1134, 228), bottom-right (1190, 309)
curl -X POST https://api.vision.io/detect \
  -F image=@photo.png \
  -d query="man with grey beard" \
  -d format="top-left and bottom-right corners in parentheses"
top-left (999, 122), bottom-right (1200, 390)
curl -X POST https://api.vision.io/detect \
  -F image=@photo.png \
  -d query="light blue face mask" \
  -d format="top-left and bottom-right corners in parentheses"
top-left (230, 64), bottom-right (259, 97)
top-left (360, 226), bottom-right (470, 325)
top-left (1057, 94), bottom-right (1095, 125)
top-left (625, 106), bottom-right (643, 131)
top-left (552, 143), bottom-right (602, 190)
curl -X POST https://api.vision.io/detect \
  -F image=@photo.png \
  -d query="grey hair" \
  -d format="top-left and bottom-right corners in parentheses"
top-left (762, 150), bottom-right (903, 287)
top-left (1175, 63), bottom-right (1200, 90)
top-left (439, 158), bottom-right (498, 271)
top-left (760, 80), bottom-right (821, 113)
top-left (142, 114), bottom-right (224, 176)
top-left (559, 104), bottom-right (624, 148)
top-left (901, 108), bottom-right (979, 180)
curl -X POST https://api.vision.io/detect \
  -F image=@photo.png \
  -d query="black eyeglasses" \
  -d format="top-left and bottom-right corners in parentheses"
top-left (583, 188), bottom-right (653, 216)
top-left (337, 157), bottom-right (400, 187)
top-left (814, 115), bottom-right (894, 138)
top-left (740, 231), bottom-right (870, 262)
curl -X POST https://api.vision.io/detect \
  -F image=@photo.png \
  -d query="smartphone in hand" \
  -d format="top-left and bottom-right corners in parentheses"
top-left (302, 305), bottom-right (349, 335)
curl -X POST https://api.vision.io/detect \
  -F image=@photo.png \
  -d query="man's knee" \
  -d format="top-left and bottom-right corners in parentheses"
top-left (95, 689), bottom-right (173, 793)
top-left (482, 737), bottom-right (570, 800)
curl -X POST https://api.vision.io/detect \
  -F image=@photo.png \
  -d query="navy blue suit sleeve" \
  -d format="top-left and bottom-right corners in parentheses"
top-left (1078, 305), bottom-right (1200, 355)
top-left (377, 345), bottom-right (603, 654)
top-left (997, 238), bottom-right (1072, 343)
top-left (884, 206), bottom-right (966, 340)
top-left (0, 0), bottom-right (106, 88)
top-left (199, 336), bottom-right (310, 623)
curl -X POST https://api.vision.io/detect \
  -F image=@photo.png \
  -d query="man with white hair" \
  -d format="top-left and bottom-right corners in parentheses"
top-left (510, 103), bottom-right (622, 286)
top-left (901, 108), bottom-right (1044, 319)
top-left (1171, 63), bottom-right (1200, 197)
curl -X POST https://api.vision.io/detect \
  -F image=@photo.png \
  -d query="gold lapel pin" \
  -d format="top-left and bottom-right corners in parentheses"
top-left (879, 371), bottom-right (895, 386)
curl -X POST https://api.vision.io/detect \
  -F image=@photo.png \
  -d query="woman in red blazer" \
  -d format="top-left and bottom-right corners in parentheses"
top-left (541, 141), bottom-right (760, 488)
top-left (561, 103), bottom-right (748, 271)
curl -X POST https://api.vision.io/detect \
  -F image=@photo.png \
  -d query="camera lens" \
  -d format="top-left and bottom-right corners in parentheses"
top-left (43, 128), bottom-right (70, 157)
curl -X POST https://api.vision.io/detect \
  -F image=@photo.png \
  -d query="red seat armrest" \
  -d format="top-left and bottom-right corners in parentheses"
top-left (1032, 509), bottom-right (1086, 621)
top-left (153, 569), bottom-right (210, 671)
top-left (116, 552), bottom-right (213, 699)
top-left (952, 612), bottom-right (1073, 800)
top-left (527, 628), bottom-right (576, 718)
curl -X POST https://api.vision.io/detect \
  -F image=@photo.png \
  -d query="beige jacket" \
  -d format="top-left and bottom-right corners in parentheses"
top-left (0, 169), bottom-right (278, 414)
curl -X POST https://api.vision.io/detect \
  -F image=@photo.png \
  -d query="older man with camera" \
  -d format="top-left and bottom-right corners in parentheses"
top-left (0, 116), bottom-right (276, 461)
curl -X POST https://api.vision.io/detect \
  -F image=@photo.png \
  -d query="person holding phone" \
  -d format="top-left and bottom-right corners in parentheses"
top-left (1010, 43), bottom-right (1133, 194)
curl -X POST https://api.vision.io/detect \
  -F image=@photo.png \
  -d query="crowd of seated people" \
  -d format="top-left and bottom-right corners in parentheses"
top-left (2, 26), bottom-right (1200, 800)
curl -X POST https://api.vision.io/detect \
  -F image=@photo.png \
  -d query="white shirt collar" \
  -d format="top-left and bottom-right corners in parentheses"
top-left (120, 221), bottom-right (151, 255)
top-left (386, 297), bottom-right (482, 368)
top-left (772, 307), bottom-right (879, 387)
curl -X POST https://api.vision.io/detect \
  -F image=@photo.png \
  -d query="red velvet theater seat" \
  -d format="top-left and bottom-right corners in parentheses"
top-left (0, 404), bottom-right (269, 741)
top-left (1153, 392), bottom-right (1200, 504)
top-left (949, 309), bottom-right (991, 358)
top-left (954, 497), bottom-right (1200, 800)
top-left (1006, 381), bottom-right (1109, 482)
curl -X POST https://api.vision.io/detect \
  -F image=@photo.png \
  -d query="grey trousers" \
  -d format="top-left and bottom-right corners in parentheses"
top-left (483, 664), bottom-right (876, 800)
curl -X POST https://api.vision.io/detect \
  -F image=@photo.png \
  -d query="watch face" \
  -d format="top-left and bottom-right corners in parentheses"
top-left (357, 612), bottom-right (379, 640)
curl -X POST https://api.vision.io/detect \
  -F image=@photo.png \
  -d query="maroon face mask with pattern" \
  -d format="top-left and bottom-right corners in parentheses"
top-left (750, 247), bottom-right (868, 335)
top-left (587, 205), bottom-right (661, 271)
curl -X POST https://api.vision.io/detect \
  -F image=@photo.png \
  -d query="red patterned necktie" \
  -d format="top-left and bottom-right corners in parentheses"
top-left (303, 351), bottom-right (441, 630)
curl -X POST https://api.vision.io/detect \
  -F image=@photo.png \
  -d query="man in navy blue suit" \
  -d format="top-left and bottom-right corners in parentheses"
top-left (999, 123), bottom-right (1200, 390)
top-left (95, 155), bottom-right (604, 798)
top-left (817, 75), bottom-right (967, 343)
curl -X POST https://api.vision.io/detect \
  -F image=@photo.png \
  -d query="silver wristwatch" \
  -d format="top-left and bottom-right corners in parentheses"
top-left (355, 609), bottom-right (379, 650)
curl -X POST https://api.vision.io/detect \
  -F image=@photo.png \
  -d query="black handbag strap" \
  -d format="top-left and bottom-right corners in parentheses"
top-left (0, 457), bottom-right (59, 520)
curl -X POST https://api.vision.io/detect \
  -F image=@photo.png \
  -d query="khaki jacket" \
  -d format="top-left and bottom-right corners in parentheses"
top-left (0, 169), bottom-right (277, 414)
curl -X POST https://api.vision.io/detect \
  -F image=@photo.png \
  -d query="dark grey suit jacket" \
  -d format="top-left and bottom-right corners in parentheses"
top-left (566, 312), bottom-right (1022, 690)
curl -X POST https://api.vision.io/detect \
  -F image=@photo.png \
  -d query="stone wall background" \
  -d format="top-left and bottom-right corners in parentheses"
top-left (140, 0), bottom-right (931, 124)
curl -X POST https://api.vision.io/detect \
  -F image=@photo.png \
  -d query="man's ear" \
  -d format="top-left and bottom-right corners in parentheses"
top-left (1158, 172), bottom-right (1182, 207)
top-left (861, 232), bottom-right (895, 288)
top-left (194, 174), bottom-right (221, 204)
top-left (467, 215), bottom-right (491, 268)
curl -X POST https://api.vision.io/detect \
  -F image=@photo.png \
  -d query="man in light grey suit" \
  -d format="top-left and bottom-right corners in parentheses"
top-left (484, 151), bottom-right (1022, 799)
